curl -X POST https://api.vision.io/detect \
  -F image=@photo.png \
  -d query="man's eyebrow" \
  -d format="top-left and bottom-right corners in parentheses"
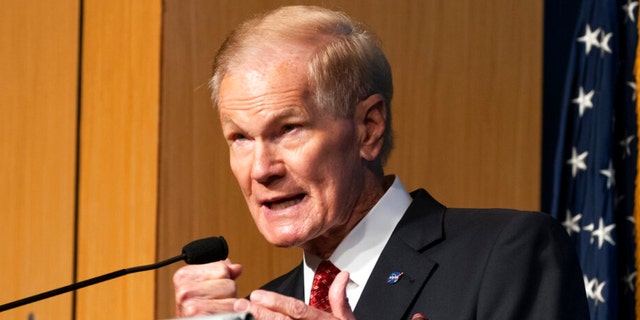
top-left (220, 106), bottom-right (308, 130)
top-left (273, 107), bottom-right (307, 118)
top-left (220, 116), bottom-right (237, 126)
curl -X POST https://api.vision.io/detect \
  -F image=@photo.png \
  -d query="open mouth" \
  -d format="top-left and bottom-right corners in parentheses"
top-left (265, 194), bottom-right (306, 210)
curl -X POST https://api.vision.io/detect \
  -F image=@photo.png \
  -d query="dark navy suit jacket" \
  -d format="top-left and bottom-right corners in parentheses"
top-left (261, 189), bottom-right (589, 319)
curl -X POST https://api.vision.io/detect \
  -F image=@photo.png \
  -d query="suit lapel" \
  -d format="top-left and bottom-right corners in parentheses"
top-left (354, 189), bottom-right (445, 319)
top-left (265, 263), bottom-right (305, 301)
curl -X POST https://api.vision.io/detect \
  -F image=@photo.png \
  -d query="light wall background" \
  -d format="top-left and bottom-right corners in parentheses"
top-left (0, 1), bottom-right (541, 319)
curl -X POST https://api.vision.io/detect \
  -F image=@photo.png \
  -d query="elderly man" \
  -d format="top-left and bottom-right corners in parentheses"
top-left (173, 5), bottom-right (588, 319)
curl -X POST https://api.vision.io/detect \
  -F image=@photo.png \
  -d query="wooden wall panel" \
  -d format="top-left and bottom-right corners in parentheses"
top-left (157, 0), bottom-right (542, 318)
top-left (383, 1), bottom-right (542, 210)
top-left (0, 1), bottom-right (79, 319)
top-left (76, 1), bottom-right (161, 319)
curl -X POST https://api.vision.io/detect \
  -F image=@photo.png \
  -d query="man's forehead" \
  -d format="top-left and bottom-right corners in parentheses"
top-left (219, 58), bottom-right (309, 99)
top-left (236, 50), bottom-right (308, 74)
top-left (229, 39), bottom-right (318, 73)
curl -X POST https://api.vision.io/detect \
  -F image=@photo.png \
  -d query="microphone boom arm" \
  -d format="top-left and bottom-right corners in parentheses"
top-left (0, 254), bottom-right (185, 312)
top-left (0, 235), bottom-right (228, 313)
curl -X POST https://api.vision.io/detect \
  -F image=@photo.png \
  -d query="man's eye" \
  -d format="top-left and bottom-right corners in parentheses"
top-left (282, 124), bottom-right (298, 133)
top-left (231, 133), bottom-right (247, 141)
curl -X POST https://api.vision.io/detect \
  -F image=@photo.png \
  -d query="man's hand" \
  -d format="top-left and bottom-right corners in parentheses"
top-left (233, 271), bottom-right (355, 320)
top-left (173, 259), bottom-right (243, 317)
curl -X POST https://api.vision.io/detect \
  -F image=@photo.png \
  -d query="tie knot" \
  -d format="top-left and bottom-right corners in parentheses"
top-left (309, 260), bottom-right (341, 313)
top-left (316, 260), bottom-right (340, 278)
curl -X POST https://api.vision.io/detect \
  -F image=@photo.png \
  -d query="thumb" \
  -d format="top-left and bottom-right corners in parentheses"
top-left (222, 259), bottom-right (243, 280)
top-left (328, 271), bottom-right (355, 320)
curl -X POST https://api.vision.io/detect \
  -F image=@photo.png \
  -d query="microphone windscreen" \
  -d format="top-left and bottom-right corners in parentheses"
top-left (182, 236), bottom-right (229, 264)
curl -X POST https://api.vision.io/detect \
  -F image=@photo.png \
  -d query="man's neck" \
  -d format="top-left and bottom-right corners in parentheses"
top-left (302, 173), bottom-right (391, 258)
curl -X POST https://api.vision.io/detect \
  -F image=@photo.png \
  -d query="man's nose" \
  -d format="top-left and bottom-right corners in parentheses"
top-left (250, 141), bottom-right (284, 184)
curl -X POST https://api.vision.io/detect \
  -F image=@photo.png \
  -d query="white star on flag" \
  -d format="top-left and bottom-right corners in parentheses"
top-left (584, 218), bottom-right (616, 249)
top-left (584, 275), bottom-right (607, 305)
top-left (623, 0), bottom-right (639, 22)
top-left (567, 147), bottom-right (589, 177)
top-left (627, 215), bottom-right (636, 225)
top-left (627, 81), bottom-right (637, 101)
top-left (619, 135), bottom-right (636, 158)
top-left (599, 160), bottom-right (615, 189)
top-left (599, 31), bottom-right (613, 54)
top-left (623, 270), bottom-right (637, 292)
top-left (577, 24), bottom-right (602, 54)
top-left (572, 86), bottom-right (595, 117)
top-left (562, 210), bottom-right (582, 235)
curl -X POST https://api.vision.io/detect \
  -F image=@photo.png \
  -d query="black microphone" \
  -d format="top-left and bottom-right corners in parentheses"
top-left (0, 236), bottom-right (228, 312)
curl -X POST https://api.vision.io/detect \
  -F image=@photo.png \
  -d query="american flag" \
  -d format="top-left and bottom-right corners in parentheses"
top-left (550, 0), bottom-right (638, 319)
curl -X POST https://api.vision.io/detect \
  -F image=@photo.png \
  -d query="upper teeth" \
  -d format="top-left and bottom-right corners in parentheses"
top-left (270, 198), bottom-right (302, 210)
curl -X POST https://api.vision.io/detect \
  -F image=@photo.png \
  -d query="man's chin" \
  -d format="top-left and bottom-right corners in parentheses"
top-left (263, 233), bottom-right (306, 248)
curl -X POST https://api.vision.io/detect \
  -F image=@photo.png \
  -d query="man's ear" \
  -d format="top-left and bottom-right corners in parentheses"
top-left (356, 94), bottom-right (387, 161)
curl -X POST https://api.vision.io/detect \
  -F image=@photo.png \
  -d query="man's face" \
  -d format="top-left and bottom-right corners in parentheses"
top-left (217, 55), bottom-right (369, 251)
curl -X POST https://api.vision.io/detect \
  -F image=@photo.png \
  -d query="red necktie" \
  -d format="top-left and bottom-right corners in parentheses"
top-left (309, 260), bottom-right (341, 313)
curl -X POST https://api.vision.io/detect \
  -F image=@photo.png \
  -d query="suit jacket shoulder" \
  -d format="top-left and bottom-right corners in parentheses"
top-left (354, 188), bottom-right (589, 320)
